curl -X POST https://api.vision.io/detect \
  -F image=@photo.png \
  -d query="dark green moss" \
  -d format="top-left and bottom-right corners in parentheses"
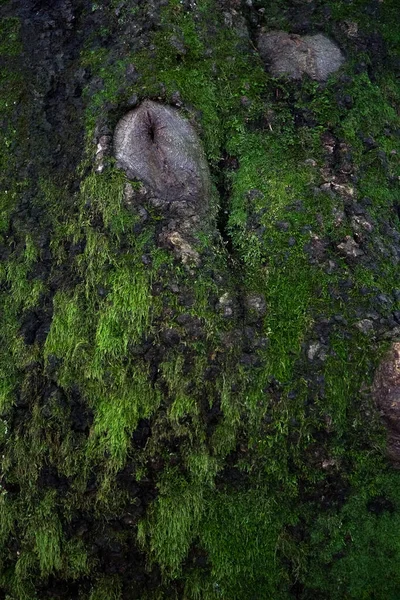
top-left (0, 17), bottom-right (21, 56)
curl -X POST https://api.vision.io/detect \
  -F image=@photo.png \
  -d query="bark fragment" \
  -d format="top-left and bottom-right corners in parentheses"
top-left (114, 100), bottom-right (211, 211)
top-left (372, 342), bottom-right (400, 464)
top-left (258, 31), bottom-right (345, 81)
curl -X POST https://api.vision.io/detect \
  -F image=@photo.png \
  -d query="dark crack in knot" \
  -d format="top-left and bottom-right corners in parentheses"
top-left (146, 111), bottom-right (156, 143)
top-left (114, 100), bottom-right (211, 208)
top-left (114, 100), bottom-right (213, 267)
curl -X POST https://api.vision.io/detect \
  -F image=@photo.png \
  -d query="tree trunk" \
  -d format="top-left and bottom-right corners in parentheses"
top-left (1, 0), bottom-right (400, 598)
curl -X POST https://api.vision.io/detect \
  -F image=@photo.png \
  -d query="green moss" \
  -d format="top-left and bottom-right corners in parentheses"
top-left (0, 490), bottom-right (14, 548)
top-left (62, 538), bottom-right (90, 580)
top-left (0, 18), bottom-right (21, 56)
top-left (74, 0), bottom-right (400, 593)
top-left (139, 471), bottom-right (205, 577)
top-left (0, 235), bottom-right (44, 414)
top-left (32, 492), bottom-right (63, 576)
top-left (88, 368), bottom-right (160, 471)
top-left (89, 577), bottom-right (122, 600)
top-left (305, 474), bottom-right (400, 599)
top-left (197, 489), bottom-right (292, 600)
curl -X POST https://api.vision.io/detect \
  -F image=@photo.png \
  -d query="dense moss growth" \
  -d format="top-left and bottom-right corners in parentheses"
top-left (1, 0), bottom-right (400, 598)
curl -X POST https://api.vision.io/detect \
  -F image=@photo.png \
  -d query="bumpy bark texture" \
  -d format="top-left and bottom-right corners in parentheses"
top-left (114, 101), bottom-right (211, 206)
top-left (1, 0), bottom-right (400, 598)
top-left (114, 101), bottom-right (212, 264)
top-left (373, 343), bottom-right (400, 465)
top-left (258, 31), bottom-right (345, 81)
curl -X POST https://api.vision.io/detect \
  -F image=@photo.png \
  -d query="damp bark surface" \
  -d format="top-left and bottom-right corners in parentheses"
top-left (1, 0), bottom-right (400, 598)
top-left (373, 342), bottom-right (400, 465)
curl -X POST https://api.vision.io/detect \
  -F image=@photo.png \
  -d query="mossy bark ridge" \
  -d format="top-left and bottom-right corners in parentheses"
top-left (1, 0), bottom-right (400, 598)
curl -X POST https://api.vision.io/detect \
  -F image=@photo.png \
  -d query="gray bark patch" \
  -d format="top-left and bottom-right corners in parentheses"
top-left (258, 31), bottom-right (345, 81)
top-left (114, 100), bottom-right (211, 209)
top-left (372, 342), bottom-right (400, 465)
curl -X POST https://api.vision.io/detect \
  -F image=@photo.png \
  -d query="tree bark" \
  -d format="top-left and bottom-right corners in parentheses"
top-left (1, 0), bottom-right (400, 598)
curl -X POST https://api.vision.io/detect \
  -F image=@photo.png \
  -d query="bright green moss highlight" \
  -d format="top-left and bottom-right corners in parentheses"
top-left (93, 266), bottom-right (150, 355)
top-left (44, 290), bottom-right (91, 384)
top-left (88, 369), bottom-right (160, 470)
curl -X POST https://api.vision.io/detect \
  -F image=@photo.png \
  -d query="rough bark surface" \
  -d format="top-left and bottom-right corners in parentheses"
top-left (1, 0), bottom-right (400, 598)
top-left (258, 31), bottom-right (345, 81)
top-left (114, 100), bottom-right (211, 206)
top-left (373, 343), bottom-right (400, 464)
